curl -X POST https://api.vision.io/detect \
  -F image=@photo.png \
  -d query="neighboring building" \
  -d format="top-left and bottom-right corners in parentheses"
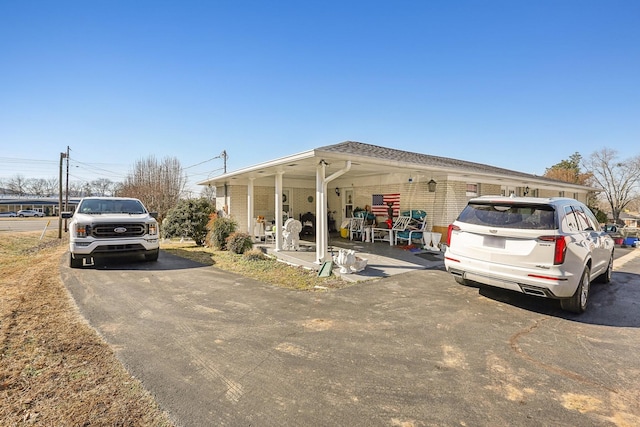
top-left (0, 197), bottom-right (81, 216)
top-left (198, 141), bottom-right (598, 264)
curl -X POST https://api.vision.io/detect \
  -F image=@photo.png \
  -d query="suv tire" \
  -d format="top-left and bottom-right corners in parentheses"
top-left (594, 253), bottom-right (613, 284)
top-left (561, 266), bottom-right (590, 313)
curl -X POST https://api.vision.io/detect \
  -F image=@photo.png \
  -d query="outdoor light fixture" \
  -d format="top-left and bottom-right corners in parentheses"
top-left (428, 179), bottom-right (437, 192)
top-left (335, 187), bottom-right (340, 196)
top-left (524, 186), bottom-right (530, 196)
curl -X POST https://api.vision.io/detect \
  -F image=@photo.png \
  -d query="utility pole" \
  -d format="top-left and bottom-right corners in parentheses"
top-left (221, 149), bottom-right (229, 202)
top-left (221, 149), bottom-right (227, 173)
top-left (65, 146), bottom-right (70, 211)
top-left (64, 146), bottom-right (70, 232)
top-left (58, 151), bottom-right (67, 239)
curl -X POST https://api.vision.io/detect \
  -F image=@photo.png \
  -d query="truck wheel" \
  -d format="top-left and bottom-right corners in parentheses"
top-left (70, 254), bottom-right (83, 268)
top-left (561, 266), bottom-right (590, 313)
top-left (145, 249), bottom-right (159, 262)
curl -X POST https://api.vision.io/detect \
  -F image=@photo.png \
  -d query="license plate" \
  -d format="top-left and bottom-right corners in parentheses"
top-left (484, 235), bottom-right (505, 249)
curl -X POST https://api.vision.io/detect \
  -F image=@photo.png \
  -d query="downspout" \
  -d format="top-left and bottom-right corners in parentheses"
top-left (316, 160), bottom-right (351, 263)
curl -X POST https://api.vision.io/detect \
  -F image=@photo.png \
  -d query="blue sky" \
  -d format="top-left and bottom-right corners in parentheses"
top-left (1, 0), bottom-right (638, 194)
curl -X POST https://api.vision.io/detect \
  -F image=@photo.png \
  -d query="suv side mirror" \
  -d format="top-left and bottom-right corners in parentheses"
top-left (61, 212), bottom-right (73, 219)
top-left (149, 212), bottom-right (158, 219)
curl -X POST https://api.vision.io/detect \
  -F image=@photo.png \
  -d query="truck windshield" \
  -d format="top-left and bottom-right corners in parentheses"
top-left (78, 199), bottom-right (146, 214)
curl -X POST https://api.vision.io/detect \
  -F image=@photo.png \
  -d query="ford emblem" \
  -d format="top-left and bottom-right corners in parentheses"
top-left (114, 227), bottom-right (127, 233)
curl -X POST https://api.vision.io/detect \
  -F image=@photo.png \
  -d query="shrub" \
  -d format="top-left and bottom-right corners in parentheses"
top-left (162, 198), bottom-right (214, 246)
top-left (226, 232), bottom-right (253, 254)
top-left (243, 248), bottom-right (267, 261)
top-left (207, 216), bottom-right (238, 250)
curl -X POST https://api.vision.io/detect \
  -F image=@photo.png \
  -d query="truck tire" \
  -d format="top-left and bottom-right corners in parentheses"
top-left (145, 248), bottom-right (159, 262)
top-left (70, 253), bottom-right (83, 268)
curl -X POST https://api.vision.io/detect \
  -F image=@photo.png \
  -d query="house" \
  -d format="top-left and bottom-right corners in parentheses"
top-left (619, 211), bottom-right (640, 228)
top-left (198, 141), bottom-right (597, 264)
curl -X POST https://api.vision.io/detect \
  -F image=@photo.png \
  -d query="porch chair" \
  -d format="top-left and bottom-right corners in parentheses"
top-left (349, 217), bottom-right (365, 241)
top-left (372, 215), bottom-right (412, 246)
top-left (395, 210), bottom-right (428, 246)
top-left (299, 212), bottom-right (315, 236)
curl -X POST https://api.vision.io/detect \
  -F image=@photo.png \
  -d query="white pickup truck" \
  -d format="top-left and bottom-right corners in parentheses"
top-left (62, 197), bottom-right (160, 268)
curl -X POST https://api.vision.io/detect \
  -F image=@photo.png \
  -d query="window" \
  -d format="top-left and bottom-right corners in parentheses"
top-left (563, 206), bottom-right (578, 232)
top-left (457, 202), bottom-right (556, 229)
top-left (466, 183), bottom-right (478, 197)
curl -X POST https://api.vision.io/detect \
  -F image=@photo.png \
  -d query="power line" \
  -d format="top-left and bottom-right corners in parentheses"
top-left (184, 150), bottom-right (228, 170)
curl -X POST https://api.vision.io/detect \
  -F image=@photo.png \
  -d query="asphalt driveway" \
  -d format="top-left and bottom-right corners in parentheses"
top-left (61, 249), bottom-right (640, 427)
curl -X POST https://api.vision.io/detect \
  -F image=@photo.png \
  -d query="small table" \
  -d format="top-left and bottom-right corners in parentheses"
top-left (371, 227), bottom-right (394, 246)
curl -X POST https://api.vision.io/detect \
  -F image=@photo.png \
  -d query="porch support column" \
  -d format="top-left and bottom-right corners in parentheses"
top-left (274, 171), bottom-right (284, 251)
top-left (316, 160), bottom-right (351, 263)
top-left (247, 177), bottom-right (255, 240)
top-left (315, 163), bottom-right (328, 263)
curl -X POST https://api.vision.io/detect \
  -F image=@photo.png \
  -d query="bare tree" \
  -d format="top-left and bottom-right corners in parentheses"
top-left (7, 174), bottom-right (28, 196)
top-left (45, 178), bottom-right (59, 196)
top-left (119, 156), bottom-right (187, 221)
top-left (26, 178), bottom-right (49, 196)
top-left (583, 148), bottom-right (640, 225)
top-left (91, 178), bottom-right (115, 196)
top-left (200, 184), bottom-right (216, 201)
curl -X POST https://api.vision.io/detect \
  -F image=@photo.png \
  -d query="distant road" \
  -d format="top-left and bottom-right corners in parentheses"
top-left (0, 217), bottom-right (63, 234)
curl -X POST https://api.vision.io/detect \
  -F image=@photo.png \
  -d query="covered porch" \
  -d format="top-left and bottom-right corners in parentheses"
top-left (200, 142), bottom-right (595, 268)
top-left (254, 233), bottom-right (445, 282)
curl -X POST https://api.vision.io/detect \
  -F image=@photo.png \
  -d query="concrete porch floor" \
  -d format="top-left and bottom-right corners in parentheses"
top-left (255, 234), bottom-right (445, 282)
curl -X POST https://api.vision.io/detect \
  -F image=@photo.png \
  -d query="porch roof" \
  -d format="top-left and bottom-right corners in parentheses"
top-left (198, 141), bottom-right (597, 192)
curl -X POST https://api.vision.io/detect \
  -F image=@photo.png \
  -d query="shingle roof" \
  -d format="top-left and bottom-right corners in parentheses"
top-left (316, 140), bottom-right (582, 186)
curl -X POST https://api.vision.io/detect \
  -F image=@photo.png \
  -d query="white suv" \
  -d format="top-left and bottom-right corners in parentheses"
top-left (18, 209), bottom-right (45, 217)
top-left (63, 197), bottom-right (160, 268)
top-left (444, 196), bottom-right (614, 313)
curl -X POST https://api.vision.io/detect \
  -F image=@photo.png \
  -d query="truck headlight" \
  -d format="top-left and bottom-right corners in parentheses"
top-left (76, 224), bottom-right (88, 237)
top-left (148, 223), bottom-right (158, 236)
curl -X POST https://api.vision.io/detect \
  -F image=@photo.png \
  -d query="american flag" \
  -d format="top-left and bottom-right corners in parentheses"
top-left (371, 194), bottom-right (400, 217)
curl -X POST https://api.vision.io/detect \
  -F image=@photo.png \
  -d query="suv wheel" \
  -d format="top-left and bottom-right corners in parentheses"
top-left (594, 253), bottom-right (613, 284)
top-left (561, 266), bottom-right (590, 314)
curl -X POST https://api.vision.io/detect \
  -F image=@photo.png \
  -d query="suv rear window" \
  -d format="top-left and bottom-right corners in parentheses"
top-left (457, 202), bottom-right (557, 230)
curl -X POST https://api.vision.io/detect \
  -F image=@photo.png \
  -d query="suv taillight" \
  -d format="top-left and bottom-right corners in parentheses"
top-left (447, 224), bottom-right (459, 246)
top-left (538, 235), bottom-right (567, 265)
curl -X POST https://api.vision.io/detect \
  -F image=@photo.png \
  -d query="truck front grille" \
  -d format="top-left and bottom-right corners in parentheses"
top-left (91, 223), bottom-right (146, 238)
